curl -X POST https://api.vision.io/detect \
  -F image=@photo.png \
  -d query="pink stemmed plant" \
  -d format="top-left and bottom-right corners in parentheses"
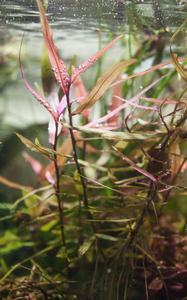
top-left (19, 0), bottom-right (124, 245)
top-left (19, 0), bottom-right (122, 145)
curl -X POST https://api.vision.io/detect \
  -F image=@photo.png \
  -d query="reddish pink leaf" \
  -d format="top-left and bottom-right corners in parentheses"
top-left (111, 56), bottom-right (186, 88)
top-left (181, 161), bottom-right (187, 173)
top-left (140, 96), bottom-right (187, 107)
top-left (85, 77), bottom-right (163, 128)
top-left (115, 96), bottom-right (158, 111)
top-left (36, 0), bottom-right (70, 94)
top-left (113, 147), bottom-right (157, 183)
top-left (57, 95), bottom-right (67, 117)
top-left (72, 35), bottom-right (122, 82)
top-left (48, 114), bottom-right (62, 145)
top-left (158, 186), bottom-right (173, 193)
top-left (45, 170), bottom-right (55, 186)
top-left (22, 151), bottom-right (43, 176)
top-left (122, 156), bottom-right (157, 183)
top-left (73, 73), bottom-right (89, 120)
top-left (108, 75), bottom-right (123, 125)
top-left (149, 277), bottom-right (163, 291)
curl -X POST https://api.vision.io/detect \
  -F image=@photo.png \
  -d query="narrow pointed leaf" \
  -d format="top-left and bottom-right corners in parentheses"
top-left (45, 170), bottom-right (55, 185)
top-left (170, 50), bottom-right (187, 81)
top-left (111, 56), bottom-right (186, 88)
top-left (16, 133), bottom-right (57, 160)
top-left (85, 76), bottom-right (165, 128)
top-left (36, 0), bottom-right (70, 94)
top-left (48, 113), bottom-right (62, 145)
top-left (170, 19), bottom-right (187, 81)
top-left (79, 237), bottom-right (95, 256)
top-left (70, 125), bottom-right (159, 141)
top-left (73, 73), bottom-right (89, 119)
top-left (72, 59), bottom-right (136, 115)
top-left (95, 233), bottom-right (119, 242)
top-left (22, 152), bottom-right (43, 176)
top-left (0, 176), bottom-right (31, 191)
top-left (57, 94), bottom-right (67, 116)
top-left (113, 146), bottom-right (157, 183)
top-left (108, 75), bottom-right (123, 124)
top-left (72, 35), bottom-right (123, 82)
top-left (73, 73), bottom-right (88, 101)
top-left (115, 96), bottom-right (158, 111)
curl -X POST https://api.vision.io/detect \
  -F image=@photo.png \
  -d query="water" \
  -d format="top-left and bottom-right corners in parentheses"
top-left (1, 1), bottom-right (186, 40)
top-left (0, 0), bottom-right (186, 128)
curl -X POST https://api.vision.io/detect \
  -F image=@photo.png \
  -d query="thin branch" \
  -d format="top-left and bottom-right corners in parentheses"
top-left (53, 122), bottom-right (66, 247)
top-left (65, 91), bottom-right (89, 208)
top-left (126, 182), bottom-right (157, 248)
top-left (65, 91), bottom-right (106, 261)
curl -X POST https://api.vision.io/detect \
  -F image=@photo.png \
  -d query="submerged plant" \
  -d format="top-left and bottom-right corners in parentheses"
top-left (0, 0), bottom-right (187, 299)
top-left (19, 0), bottom-right (137, 246)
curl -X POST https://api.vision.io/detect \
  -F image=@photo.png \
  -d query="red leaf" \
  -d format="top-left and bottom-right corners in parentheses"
top-left (149, 277), bottom-right (163, 291)
top-left (113, 147), bottom-right (157, 183)
top-left (36, 0), bottom-right (70, 94)
top-left (121, 155), bottom-right (157, 183)
top-left (85, 77), bottom-right (163, 128)
top-left (73, 73), bottom-right (89, 120)
top-left (111, 56), bottom-right (186, 88)
top-left (72, 35), bottom-right (122, 82)
top-left (108, 75), bottom-right (123, 125)
top-left (22, 151), bottom-right (43, 176)
top-left (114, 96), bottom-right (158, 111)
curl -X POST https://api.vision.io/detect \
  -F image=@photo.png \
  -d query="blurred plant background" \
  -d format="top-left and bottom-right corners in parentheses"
top-left (0, 0), bottom-right (187, 299)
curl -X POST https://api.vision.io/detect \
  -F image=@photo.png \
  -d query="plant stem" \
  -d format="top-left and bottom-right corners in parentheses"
top-left (65, 91), bottom-right (88, 208)
top-left (53, 122), bottom-right (66, 247)
top-left (126, 182), bottom-right (157, 248)
top-left (65, 90), bottom-right (105, 260)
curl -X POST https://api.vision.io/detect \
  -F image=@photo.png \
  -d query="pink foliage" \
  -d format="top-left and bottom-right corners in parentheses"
top-left (73, 74), bottom-right (89, 120)
top-left (71, 36), bottom-right (122, 83)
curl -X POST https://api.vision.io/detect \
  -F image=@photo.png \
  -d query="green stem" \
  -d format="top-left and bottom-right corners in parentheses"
top-left (65, 91), bottom-right (89, 208)
top-left (53, 122), bottom-right (66, 247)
top-left (65, 90), bottom-right (105, 261)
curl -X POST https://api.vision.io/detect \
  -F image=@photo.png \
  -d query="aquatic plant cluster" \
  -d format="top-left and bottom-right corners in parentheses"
top-left (0, 0), bottom-right (187, 299)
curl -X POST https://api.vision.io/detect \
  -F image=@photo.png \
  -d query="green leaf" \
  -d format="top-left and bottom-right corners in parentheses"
top-left (0, 244), bottom-right (58, 282)
top-left (16, 133), bottom-right (53, 160)
top-left (41, 219), bottom-right (58, 232)
top-left (170, 51), bottom-right (187, 81)
top-left (95, 233), bottom-right (119, 242)
top-left (89, 218), bottom-right (134, 223)
top-left (0, 232), bottom-right (33, 255)
top-left (170, 19), bottom-right (187, 81)
top-left (72, 59), bottom-right (136, 115)
top-left (41, 45), bottom-right (56, 95)
top-left (71, 126), bottom-right (160, 141)
top-left (0, 203), bottom-right (12, 211)
top-left (16, 133), bottom-right (71, 160)
top-left (59, 175), bottom-right (80, 195)
top-left (79, 237), bottom-right (95, 256)
top-left (73, 170), bottom-right (83, 195)
top-left (56, 246), bottom-right (68, 259)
